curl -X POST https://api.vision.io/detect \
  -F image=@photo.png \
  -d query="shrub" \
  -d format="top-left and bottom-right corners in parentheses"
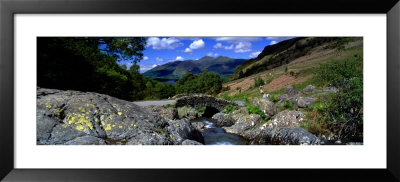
top-left (312, 56), bottom-right (363, 141)
top-left (197, 107), bottom-right (206, 114)
top-left (282, 101), bottom-right (295, 110)
top-left (269, 95), bottom-right (279, 103)
top-left (247, 105), bottom-right (268, 120)
top-left (325, 77), bottom-right (363, 140)
top-left (312, 57), bottom-right (362, 87)
top-left (254, 76), bottom-right (265, 87)
top-left (223, 105), bottom-right (235, 114)
top-left (285, 66), bottom-right (288, 74)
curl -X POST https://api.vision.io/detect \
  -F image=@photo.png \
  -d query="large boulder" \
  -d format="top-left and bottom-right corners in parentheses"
top-left (166, 118), bottom-right (204, 144)
top-left (211, 113), bottom-right (235, 127)
top-left (285, 86), bottom-right (299, 97)
top-left (177, 106), bottom-right (199, 120)
top-left (268, 110), bottom-right (305, 128)
top-left (37, 88), bottom-right (172, 145)
top-left (278, 94), bottom-right (290, 101)
top-left (224, 114), bottom-right (262, 135)
top-left (191, 122), bottom-right (205, 132)
top-left (296, 97), bottom-right (315, 108)
top-left (302, 85), bottom-right (315, 95)
top-left (243, 127), bottom-right (321, 145)
top-left (252, 97), bottom-right (276, 117)
top-left (145, 105), bottom-right (178, 120)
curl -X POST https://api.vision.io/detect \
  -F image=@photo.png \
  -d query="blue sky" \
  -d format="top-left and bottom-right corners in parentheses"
top-left (118, 37), bottom-right (293, 73)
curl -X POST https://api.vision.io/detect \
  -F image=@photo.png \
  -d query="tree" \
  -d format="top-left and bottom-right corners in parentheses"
top-left (83, 37), bottom-right (146, 64)
top-left (37, 37), bottom-right (147, 101)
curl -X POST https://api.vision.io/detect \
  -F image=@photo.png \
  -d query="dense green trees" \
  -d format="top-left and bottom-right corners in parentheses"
top-left (37, 37), bottom-right (146, 101)
top-left (144, 79), bottom-right (176, 100)
top-left (176, 70), bottom-right (223, 95)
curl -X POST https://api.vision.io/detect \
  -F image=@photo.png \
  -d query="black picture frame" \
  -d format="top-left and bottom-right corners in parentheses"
top-left (1, 0), bottom-right (399, 181)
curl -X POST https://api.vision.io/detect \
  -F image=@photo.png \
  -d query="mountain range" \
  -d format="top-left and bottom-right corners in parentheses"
top-left (142, 56), bottom-right (246, 80)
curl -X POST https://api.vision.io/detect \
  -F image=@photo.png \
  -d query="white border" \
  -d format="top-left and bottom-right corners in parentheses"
top-left (15, 14), bottom-right (386, 168)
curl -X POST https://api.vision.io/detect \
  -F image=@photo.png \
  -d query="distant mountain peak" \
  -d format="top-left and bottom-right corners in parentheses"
top-left (198, 56), bottom-right (214, 61)
top-left (143, 56), bottom-right (247, 80)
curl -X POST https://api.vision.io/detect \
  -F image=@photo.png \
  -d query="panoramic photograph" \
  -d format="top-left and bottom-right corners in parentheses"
top-left (37, 37), bottom-right (363, 145)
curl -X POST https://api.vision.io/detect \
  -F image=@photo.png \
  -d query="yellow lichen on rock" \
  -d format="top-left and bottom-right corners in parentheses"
top-left (118, 126), bottom-right (123, 129)
top-left (53, 108), bottom-right (63, 116)
top-left (118, 112), bottom-right (122, 116)
top-left (78, 107), bottom-right (86, 113)
top-left (105, 124), bottom-right (112, 131)
top-left (76, 125), bottom-right (84, 130)
top-left (46, 104), bottom-right (52, 109)
top-left (66, 112), bottom-right (93, 131)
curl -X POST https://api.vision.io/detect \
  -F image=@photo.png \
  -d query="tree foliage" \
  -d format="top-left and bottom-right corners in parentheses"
top-left (176, 70), bottom-right (223, 95)
top-left (37, 37), bottom-right (146, 101)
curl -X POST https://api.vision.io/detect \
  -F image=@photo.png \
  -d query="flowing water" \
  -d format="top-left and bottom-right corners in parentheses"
top-left (191, 117), bottom-right (247, 145)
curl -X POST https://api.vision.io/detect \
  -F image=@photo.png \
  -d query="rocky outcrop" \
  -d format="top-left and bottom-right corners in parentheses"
top-left (296, 97), bottom-right (315, 108)
top-left (145, 105), bottom-right (178, 120)
top-left (191, 122), bottom-right (205, 132)
top-left (166, 118), bottom-right (204, 144)
top-left (224, 114), bottom-right (262, 135)
top-left (268, 110), bottom-right (305, 128)
top-left (252, 97), bottom-right (276, 117)
top-left (37, 88), bottom-right (173, 145)
top-left (302, 85), bottom-right (315, 95)
top-left (285, 85), bottom-right (299, 97)
top-left (243, 127), bottom-right (321, 145)
top-left (211, 113), bottom-right (235, 127)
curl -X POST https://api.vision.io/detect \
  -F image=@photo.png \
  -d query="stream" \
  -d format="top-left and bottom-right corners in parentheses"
top-left (191, 117), bottom-right (247, 145)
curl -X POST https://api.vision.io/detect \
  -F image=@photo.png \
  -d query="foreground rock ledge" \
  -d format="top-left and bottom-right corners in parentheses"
top-left (37, 88), bottom-right (202, 145)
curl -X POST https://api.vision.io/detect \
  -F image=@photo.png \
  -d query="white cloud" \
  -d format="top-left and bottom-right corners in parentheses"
top-left (213, 43), bottom-right (234, 50)
top-left (224, 44), bottom-right (234, 50)
top-left (270, 41), bottom-right (278, 45)
top-left (213, 43), bottom-right (223, 49)
top-left (189, 39), bottom-right (205, 50)
top-left (156, 57), bottom-right (164, 62)
top-left (139, 64), bottom-right (158, 73)
top-left (234, 42), bottom-right (252, 53)
top-left (184, 47), bottom-right (193, 54)
top-left (142, 56), bottom-right (149, 60)
top-left (249, 51), bottom-right (261, 58)
top-left (146, 37), bottom-right (183, 50)
top-left (206, 52), bottom-right (219, 57)
top-left (176, 56), bottom-right (184, 61)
